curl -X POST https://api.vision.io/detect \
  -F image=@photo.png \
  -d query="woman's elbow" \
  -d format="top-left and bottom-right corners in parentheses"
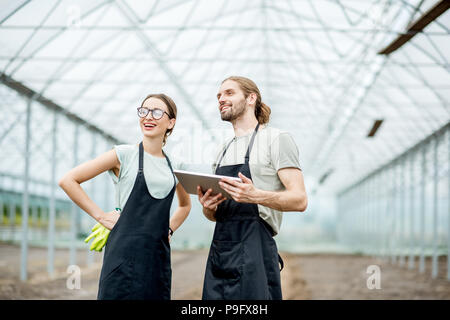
top-left (58, 173), bottom-right (75, 191)
top-left (58, 175), bottom-right (68, 189)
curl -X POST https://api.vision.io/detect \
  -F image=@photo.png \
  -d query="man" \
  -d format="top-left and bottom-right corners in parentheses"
top-left (197, 76), bottom-right (307, 300)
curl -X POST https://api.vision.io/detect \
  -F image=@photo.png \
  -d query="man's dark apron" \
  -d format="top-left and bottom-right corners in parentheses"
top-left (202, 123), bottom-right (284, 300)
top-left (97, 142), bottom-right (176, 300)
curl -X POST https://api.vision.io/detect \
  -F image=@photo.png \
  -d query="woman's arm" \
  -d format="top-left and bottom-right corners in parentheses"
top-left (58, 149), bottom-right (121, 229)
top-left (169, 183), bottom-right (192, 234)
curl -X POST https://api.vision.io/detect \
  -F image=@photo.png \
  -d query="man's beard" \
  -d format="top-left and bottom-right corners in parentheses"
top-left (221, 99), bottom-right (246, 122)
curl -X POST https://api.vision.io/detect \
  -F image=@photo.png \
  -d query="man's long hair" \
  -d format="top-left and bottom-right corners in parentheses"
top-left (222, 76), bottom-right (271, 125)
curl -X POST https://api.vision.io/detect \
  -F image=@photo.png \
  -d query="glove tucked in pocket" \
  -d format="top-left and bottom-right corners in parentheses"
top-left (84, 208), bottom-right (120, 252)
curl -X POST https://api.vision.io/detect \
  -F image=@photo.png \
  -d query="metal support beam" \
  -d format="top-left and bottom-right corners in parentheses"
top-left (378, 0), bottom-right (450, 55)
top-left (114, 0), bottom-right (219, 143)
top-left (0, 72), bottom-right (122, 145)
top-left (20, 96), bottom-right (32, 281)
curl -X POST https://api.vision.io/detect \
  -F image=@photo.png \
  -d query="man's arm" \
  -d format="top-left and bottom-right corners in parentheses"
top-left (219, 168), bottom-right (307, 212)
top-left (253, 168), bottom-right (307, 212)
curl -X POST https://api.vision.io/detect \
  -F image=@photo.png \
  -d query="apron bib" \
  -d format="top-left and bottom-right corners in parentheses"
top-left (97, 142), bottom-right (176, 300)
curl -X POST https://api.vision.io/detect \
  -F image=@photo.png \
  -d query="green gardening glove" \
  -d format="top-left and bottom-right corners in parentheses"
top-left (84, 222), bottom-right (110, 252)
top-left (84, 208), bottom-right (120, 251)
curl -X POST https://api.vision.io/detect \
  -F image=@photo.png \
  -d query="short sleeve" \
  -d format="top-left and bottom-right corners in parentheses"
top-left (108, 144), bottom-right (132, 182)
top-left (270, 133), bottom-right (302, 172)
top-left (171, 156), bottom-right (187, 171)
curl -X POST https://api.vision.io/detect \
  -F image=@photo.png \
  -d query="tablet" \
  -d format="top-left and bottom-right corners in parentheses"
top-left (173, 169), bottom-right (241, 199)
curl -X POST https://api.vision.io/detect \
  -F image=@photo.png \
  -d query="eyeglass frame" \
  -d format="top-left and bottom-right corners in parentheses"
top-left (136, 107), bottom-right (171, 120)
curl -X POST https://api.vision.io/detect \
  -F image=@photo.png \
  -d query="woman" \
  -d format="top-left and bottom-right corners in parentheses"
top-left (59, 93), bottom-right (191, 300)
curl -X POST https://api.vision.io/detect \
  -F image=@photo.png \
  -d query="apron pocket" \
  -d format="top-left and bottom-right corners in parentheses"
top-left (98, 257), bottom-right (134, 299)
top-left (210, 240), bottom-right (244, 299)
top-left (211, 240), bottom-right (243, 279)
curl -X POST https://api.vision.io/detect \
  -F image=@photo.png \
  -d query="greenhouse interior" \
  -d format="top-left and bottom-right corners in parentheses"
top-left (0, 0), bottom-right (449, 300)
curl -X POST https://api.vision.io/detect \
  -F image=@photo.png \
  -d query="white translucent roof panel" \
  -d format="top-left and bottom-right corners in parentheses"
top-left (0, 0), bottom-right (449, 195)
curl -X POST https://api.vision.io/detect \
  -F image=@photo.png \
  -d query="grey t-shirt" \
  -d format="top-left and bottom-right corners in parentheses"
top-left (212, 125), bottom-right (302, 236)
top-left (108, 144), bottom-right (186, 211)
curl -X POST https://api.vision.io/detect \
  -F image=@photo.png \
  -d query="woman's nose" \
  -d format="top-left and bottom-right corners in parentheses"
top-left (145, 111), bottom-right (155, 120)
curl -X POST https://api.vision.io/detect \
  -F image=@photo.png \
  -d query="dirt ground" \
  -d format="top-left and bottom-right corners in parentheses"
top-left (0, 243), bottom-right (449, 300)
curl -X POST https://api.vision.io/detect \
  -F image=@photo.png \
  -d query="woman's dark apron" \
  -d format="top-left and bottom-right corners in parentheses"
top-left (97, 142), bottom-right (176, 300)
top-left (202, 123), bottom-right (284, 300)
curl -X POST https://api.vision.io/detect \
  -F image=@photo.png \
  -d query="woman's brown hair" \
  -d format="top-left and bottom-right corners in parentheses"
top-left (222, 76), bottom-right (271, 125)
top-left (141, 93), bottom-right (177, 146)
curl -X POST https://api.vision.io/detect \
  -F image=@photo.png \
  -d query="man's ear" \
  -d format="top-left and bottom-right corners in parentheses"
top-left (246, 92), bottom-right (257, 106)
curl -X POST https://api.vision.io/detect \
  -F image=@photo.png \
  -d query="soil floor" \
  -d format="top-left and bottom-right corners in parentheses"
top-left (1, 243), bottom-right (449, 300)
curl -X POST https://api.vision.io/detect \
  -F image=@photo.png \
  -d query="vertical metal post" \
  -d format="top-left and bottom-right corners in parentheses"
top-left (0, 196), bottom-right (4, 225)
top-left (20, 96), bottom-right (32, 281)
top-left (419, 143), bottom-right (426, 274)
top-left (362, 180), bottom-right (366, 254)
top-left (362, 181), bottom-right (366, 253)
top-left (70, 124), bottom-right (79, 267)
top-left (376, 171), bottom-right (382, 258)
top-left (369, 177), bottom-right (374, 256)
top-left (358, 183), bottom-right (363, 253)
top-left (382, 167), bottom-right (388, 261)
top-left (399, 156), bottom-right (406, 267)
top-left (31, 205), bottom-right (38, 240)
top-left (9, 201), bottom-right (15, 226)
top-left (367, 179), bottom-right (372, 255)
top-left (391, 162), bottom-right (398, 264)
top-left (408, 152), bottom-right (415, 270)
top-left (432, 135), bottom-right (439, 278)
top-left (447, 128), bottom-right (450, 281)
top-left (383, 166), bottom-right (391, 262)
top-left (48, 111), bottom-right (58, 277)
top-left (87, 134), bottom-right (97, 266)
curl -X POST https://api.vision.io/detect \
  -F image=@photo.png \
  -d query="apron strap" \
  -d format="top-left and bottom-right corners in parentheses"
top-left (139, 142), bottom-right (176, 187)
top-left (278, 254), bottom-right (284, 271)
top-left (138, 142), bottom-right (144, 173)
top-left (162, 150), bottom-right (177, 187)
top-left (244, 123), bottom-right (260, 164)
top-left (215, 138), bottom-right (235, 170)
top-left (216, 123), bottom-right (260, 169)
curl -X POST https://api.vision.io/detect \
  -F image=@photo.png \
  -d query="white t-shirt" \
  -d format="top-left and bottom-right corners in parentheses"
top-left (108, 144), bottom-right (186, 211)
top-left (212, 125), bottom-right (302, 236)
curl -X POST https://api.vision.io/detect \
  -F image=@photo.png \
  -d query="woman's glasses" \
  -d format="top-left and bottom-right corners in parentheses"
top-left (137, 107), bottom-right (170, 120)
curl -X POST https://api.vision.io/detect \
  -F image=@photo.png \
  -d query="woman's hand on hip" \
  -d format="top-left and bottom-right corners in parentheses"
top-left (98, 210), bottom-right (120, 231)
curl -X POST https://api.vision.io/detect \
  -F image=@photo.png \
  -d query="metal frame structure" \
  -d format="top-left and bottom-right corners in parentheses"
top-left (338, 122), bottom-right (450, 280)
